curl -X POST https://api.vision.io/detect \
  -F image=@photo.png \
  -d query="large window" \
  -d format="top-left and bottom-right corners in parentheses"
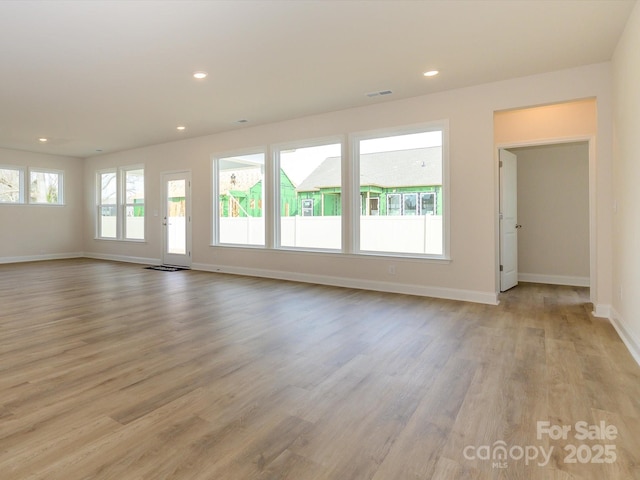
top-left (0, 166), bottom-right (25, 203)
top-left (357, 127), bottom-right (445, 256)
top-left (278, 142), bottom-right (341, 250)
top-left (97, 166), bottom-right (144, 240)
top-left (209, 123), bottom-right (447, 259)
top-left (215, 152), bottom-right (265, 246)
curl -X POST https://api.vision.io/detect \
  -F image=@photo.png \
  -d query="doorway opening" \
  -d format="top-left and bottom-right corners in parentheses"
top-left (498, 140), bottom-right (592, 294)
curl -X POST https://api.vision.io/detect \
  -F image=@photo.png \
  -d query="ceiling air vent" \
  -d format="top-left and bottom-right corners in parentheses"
top-left (366, 90), bottom-right (393, 98)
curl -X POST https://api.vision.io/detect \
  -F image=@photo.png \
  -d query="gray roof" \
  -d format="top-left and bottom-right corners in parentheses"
top-left (297, 147), bottom-right (442, 192)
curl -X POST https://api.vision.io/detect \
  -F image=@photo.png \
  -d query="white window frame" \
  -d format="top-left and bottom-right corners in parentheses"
top-left (0, 165), bottom-right (26, 204)
top-left (301, 198), bottom-right (314, 216)
top-left (212, 149), bottom-right (266, 247)
top-left (123, 167), bottom-right (145, 240)
top-left (350, 121), bottom-right (450, 259)
top-left (420, 192), bottom-right (436, 215)
top-left (387, 193), bottom-right (402, 215)
top-left (96, 165), bottom-right (145, 241)
top-left (28, 168), bottom-right (64, 205)
top-left (273, 136), bottom-right (343, 252)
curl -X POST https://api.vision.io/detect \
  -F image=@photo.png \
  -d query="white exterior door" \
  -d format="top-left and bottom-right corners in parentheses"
top-left (500, 149), bottom-right (519, 291)
top-left (162, 171), bottom-right (192, 268)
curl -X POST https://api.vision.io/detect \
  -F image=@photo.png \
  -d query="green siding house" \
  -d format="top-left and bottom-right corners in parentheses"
top-left (219, 168), bottom-right (297, 217)
top-left (296, 147), bottom-right (442, 216)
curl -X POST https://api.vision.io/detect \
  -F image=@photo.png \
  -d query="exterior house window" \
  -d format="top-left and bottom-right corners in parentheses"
top-left (420, 192), bottom-right (436, 215)
top-left (302, 199), bottom-right (314, 216)
top-left (403, 193), bottom-right (418, 215)
top-left (387, 194), bottom-right (402, 215)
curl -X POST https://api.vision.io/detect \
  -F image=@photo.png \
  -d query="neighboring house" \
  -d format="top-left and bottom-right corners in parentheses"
top-left (218, 147), bottom-right (442, 218)
top-left (219, 168), bottom-right (297, 217)
top-left (297, 147), bottom-right (443, 216)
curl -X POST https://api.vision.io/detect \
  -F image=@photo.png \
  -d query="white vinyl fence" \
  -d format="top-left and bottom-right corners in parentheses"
top-left (220, 215), bottom-right (442, 254)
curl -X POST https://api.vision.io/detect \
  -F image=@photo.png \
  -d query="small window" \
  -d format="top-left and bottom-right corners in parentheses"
top-left (403, 193), bottom-right (418, 215)
top-left (0, 166), bottom-right (25, 203)
top-left (302, 199), bottom-right (314, 216)
top-left (96, 166), bottom-right (144, 240)
top-left (420, 192), bottom-right (436, 215)
top-left (29, 169), bottom-right (63, 204)
top-left (387, 194), bottom-right (402, 215)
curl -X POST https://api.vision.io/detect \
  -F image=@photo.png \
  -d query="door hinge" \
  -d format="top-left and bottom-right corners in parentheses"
top-left (500, 265), bottom-right (504, 272)
top-left (499, 160), bottom-right (503, 167)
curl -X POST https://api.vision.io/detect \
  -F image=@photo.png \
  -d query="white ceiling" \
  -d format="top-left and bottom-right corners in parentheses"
top-left (0, 0), bottom-right (635, 158)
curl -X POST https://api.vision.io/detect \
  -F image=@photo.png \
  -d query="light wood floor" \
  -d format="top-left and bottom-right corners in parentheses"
top-left (1, 259), bottom-right (639, 480)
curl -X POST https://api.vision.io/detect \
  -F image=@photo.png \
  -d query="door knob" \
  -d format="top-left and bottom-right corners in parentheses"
top-left (515, 224), bottom-right (522, 229)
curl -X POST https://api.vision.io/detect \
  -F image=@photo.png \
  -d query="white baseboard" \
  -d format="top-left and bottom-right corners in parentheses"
top-left (592, 304), bottom-right (611, 318)
top-left (191, 262), bottom-right (499, 305)
top-left (83, 252), bottom-right (161, 266)
top-left (518, 273), bottom-right (590, 287)
top-left (0, 252), bottom-right (83, 264)
top-left (608, 307), bottom-right (640, 367)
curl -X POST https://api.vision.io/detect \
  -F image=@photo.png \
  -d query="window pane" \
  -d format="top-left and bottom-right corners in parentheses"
top-left (0, 168), bottom-right (22, 203)
top-left (217, 153), bottom-right (265, 246)
top-left (280, 143), bottom-right (341, 249)
top-left (125, 205), bottom-right (144, 240)
top-left (125, 168), bottom-right (144, 203)
top-left (100, 172), bottom-right (117, 204)
top-left (100, 206), bottom-right (117, 238)
top-left (125, 168), bottom-right (144, 240)
top-left (167, 180), bottom-right (186, 254)
top-left (30, 171), bottom-right (61, 204)
top-left (420, 192), bottom-right (436, 215)
top-left (359, 130), bottom-right (443, 255)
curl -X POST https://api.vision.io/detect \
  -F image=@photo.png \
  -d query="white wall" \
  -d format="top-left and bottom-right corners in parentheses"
top-left (0, 147), bottom-right (84, 262)
top-left (512, 142), bottom-right (590, 285)
top-left (81, 62), bottom-right (613, 306)
top-left (612, 1), bottom-right (640, 363)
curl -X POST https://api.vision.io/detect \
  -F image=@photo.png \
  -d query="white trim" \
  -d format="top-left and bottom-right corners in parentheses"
top-left (518, 273), bottom-right (590, 287)
top-left (191, 262), bottom-right (499, 305)
top-left (608, 307), bottom-right (640, 367)
top-left (592, 304), bottom-right (611, 318)
top-left (0, 252), bottom-right (82, 264)
top-left (83, 252), bottom-right (161, 265)
top-left (495, 134), bottom-right (596, 304)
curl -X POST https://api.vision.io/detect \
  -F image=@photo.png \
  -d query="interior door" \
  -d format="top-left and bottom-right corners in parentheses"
top-left (162, 171), bottom-right (191, 268)
top-left (500, 149), bottom-right (518, 291)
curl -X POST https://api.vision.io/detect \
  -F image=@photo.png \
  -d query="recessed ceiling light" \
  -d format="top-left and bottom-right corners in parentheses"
top-left (193, 71), bottom-right (208, 79)
top-left (423, 70), bottom-right (439, 77)
top-left (38, 137), bottom-right (48, 142)
top-left (176, 125), bottom-right (186, 131)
